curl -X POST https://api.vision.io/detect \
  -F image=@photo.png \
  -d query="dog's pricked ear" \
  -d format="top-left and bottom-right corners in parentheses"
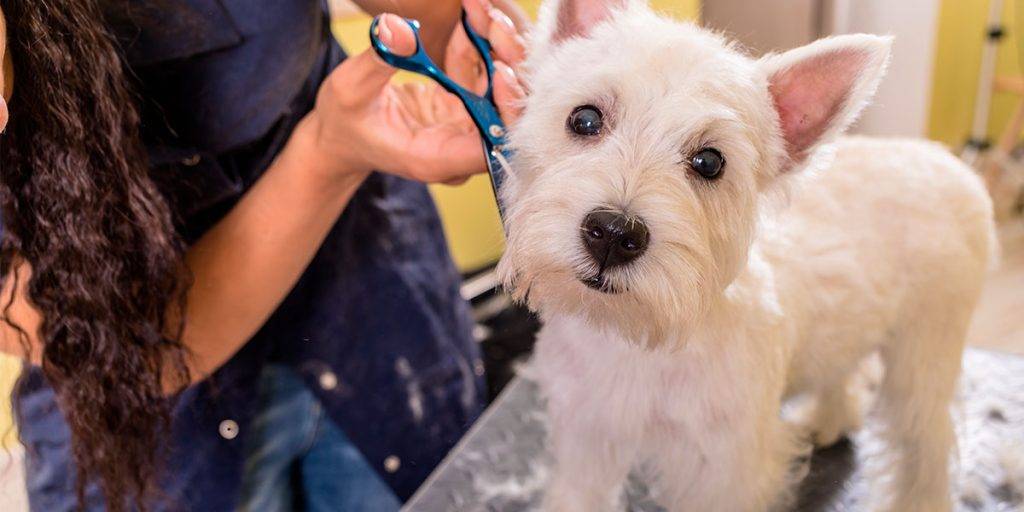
top-left (539, 0), bottom-right (631, 45)
top-left (761, 34), bottom-right (892, 169)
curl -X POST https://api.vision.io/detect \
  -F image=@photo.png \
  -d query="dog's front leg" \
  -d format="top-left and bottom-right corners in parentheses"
top-left (543, 407), bottom-right (636, 512)
top-left (653, 412), bottom-right (802, 512)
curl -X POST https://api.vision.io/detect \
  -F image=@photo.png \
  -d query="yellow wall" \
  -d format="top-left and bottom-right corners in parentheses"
top-left (333, 0), bottom-right (700, 272)
top-left (929, 0), bottom-right (1021, 147)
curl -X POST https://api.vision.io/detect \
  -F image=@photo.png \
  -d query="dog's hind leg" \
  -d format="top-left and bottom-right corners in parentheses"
top-left (868, 303), bottom-right (973, 512)
top-left (807, 378), bottom-right (864, 448)
top-left (804, 354), bottom-right (881, 448)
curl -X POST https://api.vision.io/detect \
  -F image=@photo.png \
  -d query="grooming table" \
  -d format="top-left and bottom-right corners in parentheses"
top-left (404, 349), bottom-right (1024, 511)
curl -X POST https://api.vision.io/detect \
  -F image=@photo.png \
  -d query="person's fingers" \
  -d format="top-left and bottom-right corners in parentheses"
top-left (486, 9), bottom-right (527, 71)
top-left (378, 13), bottom-right (418, 57)
top-left (493, 61), bottom-right (526, 124)
top-left (330, 14), bottom-right (416, 107)
top-left (491, 0), bottom-right (532, 32)
top-left (463, 0), bottom-right (494, 37)
top-left (462, 0), bottom-right (527, 92)
top-left (445, 23), bottom-right (486, 94)
top-left (463, 0), bottom-right (527, 67)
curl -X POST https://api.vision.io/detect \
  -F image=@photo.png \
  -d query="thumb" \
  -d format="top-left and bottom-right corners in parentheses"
top-left (333, 14), bottom-right (418, 106)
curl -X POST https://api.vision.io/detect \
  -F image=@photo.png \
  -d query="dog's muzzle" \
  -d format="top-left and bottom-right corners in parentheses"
top-left (578, 209), bottom-right (649, 292)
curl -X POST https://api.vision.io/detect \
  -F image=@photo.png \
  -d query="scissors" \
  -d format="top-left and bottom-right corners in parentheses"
top-left (369, 12), bottom-right (512, 220)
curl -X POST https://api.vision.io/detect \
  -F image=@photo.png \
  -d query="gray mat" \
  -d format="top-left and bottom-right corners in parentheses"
top-left (404, 349), bottom-right (1024, 511)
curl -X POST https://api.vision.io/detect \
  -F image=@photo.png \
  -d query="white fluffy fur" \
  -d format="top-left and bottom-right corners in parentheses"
top-left (497, 1), bottom-right (998, 511)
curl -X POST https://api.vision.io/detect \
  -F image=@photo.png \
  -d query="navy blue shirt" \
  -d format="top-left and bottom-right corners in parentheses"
top-left (14, 0), bottom-right (484, 509)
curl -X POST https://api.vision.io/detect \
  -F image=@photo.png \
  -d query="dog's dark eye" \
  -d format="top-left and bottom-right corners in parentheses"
top-left (690, 148), bottom-right (725, 180)
top-left (568, 105), bottom-right (603, 137)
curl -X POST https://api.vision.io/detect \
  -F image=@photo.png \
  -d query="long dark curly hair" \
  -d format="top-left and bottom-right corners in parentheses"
top-left (1, 1), bottom-right (190, 510)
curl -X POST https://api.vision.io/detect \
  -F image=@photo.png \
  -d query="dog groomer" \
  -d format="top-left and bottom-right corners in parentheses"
top-left (0, 0), bottom-right (524, 510)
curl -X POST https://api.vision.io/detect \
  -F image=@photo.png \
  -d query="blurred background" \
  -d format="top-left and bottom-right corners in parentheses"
top-left (2, 0), bottom-right (1022, 509)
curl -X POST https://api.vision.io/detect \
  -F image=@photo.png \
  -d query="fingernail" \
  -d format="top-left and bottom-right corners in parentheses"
top-left (496, 61), bottom-right (517, 82)
top-left (377, 15), bottom-right (395, 47)
top-left (489, 8), bottom-right (515, 31)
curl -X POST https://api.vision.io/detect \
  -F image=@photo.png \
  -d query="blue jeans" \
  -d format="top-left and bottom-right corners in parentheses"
top-left (238, 365), bottom-right (401, 512)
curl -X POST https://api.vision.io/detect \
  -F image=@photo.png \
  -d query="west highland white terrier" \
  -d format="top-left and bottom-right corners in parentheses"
top-left (496, 1), bottom-right (998, 511)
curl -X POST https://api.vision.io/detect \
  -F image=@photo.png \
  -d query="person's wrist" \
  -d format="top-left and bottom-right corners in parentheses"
top-left (287, 112), bottom-right (371, 189)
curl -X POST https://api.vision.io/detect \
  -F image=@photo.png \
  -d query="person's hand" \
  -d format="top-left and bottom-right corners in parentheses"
top-left (1, 7), bottom-right (11, 133)
top-left (444, 0), bottom-right (528, 98)
top-left (303, 0), bottom-right (527, 185)
top-left (1, 77), bottom-right (8, 134)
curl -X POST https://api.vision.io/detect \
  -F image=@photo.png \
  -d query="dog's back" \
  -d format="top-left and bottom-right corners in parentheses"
top-left (766, 136), bottom-right (995, 392)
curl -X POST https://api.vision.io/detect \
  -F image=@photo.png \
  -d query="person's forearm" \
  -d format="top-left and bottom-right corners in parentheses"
top-left (178, 117), bottom-right (367, 382)
top-left (0, 118), bottom-right (366, 382)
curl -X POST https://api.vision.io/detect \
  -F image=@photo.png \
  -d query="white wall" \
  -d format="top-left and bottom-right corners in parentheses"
top-left (704, 0), bottom-right (940, 138)
top-left (826, 0), bottom-right (941, 138)
top-left (703, 0), bottom-right (819, 54)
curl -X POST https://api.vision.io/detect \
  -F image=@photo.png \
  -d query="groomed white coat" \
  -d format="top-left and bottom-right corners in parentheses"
top-left (497, 1), bottom-right (998, 511)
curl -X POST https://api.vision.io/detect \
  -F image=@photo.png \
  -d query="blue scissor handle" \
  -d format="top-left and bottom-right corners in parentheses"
top-left (369, 12), bottom-right (511, 218)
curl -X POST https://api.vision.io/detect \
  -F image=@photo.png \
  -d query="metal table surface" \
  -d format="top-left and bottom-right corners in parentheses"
top-left (404, 349), bottom-right (1024, 511)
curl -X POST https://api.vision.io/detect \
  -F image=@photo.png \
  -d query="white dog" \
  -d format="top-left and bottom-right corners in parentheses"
top-left (496, 1), bottom-right (998, 511)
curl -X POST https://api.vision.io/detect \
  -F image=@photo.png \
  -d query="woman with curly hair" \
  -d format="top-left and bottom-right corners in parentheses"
top-left (0, 0), bottom-right (525, 510)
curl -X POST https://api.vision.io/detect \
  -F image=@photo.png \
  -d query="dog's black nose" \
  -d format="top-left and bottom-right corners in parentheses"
top-left (580, 210), bottom-right (649, 268)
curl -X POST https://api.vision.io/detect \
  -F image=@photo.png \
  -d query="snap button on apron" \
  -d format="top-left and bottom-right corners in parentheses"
top-left (383, 455), bottom-right (401, 473)
top-left (218, 419), bottom-right (239, 440)
top-left (319, 370), bottom-right (338, 391)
